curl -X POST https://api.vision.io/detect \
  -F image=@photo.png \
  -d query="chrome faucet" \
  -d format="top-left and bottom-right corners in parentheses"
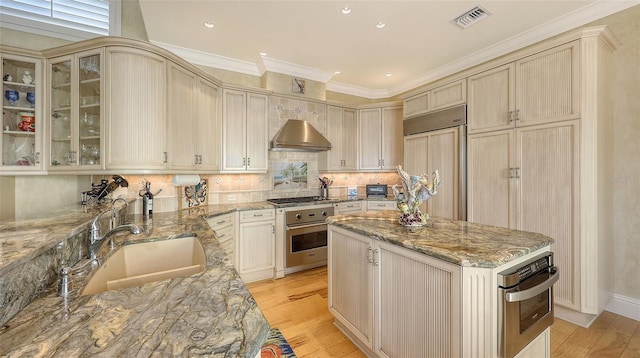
top-left (87, 209), bottom-right (142, 260)
top-left (111, 197), bottom-right (129, 227)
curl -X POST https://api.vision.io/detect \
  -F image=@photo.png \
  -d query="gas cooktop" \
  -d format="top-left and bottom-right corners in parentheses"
top-left (267, 196), bottom-right (327, 205)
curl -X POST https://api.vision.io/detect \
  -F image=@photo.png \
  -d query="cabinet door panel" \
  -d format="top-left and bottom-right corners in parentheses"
top-left (468, 63), bottom-right (515, 133)
top-left (380, 107), bottom-right (403, 170)
top-left (342, 108), bottom-right (358, 170)
top-left (516, 41), bottom-right (580, 126)
top-left (403, 134), bottom-right (429, 214)
top-left (375, 241), bottom-right (460, 358)
top-left (430, 79), bottom-right (466, 111)
top-left (239, 221), bottom-right (274, 273)
top-left (245, 92), bottom-right (268, 171)
top-left (517, 121), bottom-right (579, 309)
top-left (323, 105), bottom-right (344, 170)
top-left (467, 130), bottom-right (514, 228)
top-left (359, 108), bottom-right (381, 170)
top-left (196, 79), bottom-right (221, 170)
top-left (328, 228), bottom-right (373, 348)
top-left (105, 47), bottom-right (166, 169)
top-left (426, 127), bottom-right (459, 220)
top-left (167, 63), bottom-right (196, 169)
top-left (404, 92), bottom-right (429, 118)
top-left (222, 89), bottom-right (246, 171)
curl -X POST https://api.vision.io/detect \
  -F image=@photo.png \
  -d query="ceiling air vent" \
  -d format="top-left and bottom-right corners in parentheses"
top-left (451, 5), bottom-right (491, 29)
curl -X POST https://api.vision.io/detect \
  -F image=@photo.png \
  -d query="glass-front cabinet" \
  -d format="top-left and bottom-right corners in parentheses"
top-left (48, 49), bottom-right (103, 170)
top-left (1, 53), bottom-right (43, 172)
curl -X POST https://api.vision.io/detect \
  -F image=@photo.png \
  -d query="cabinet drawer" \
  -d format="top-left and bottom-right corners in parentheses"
top-left (367, 200), bottom-right (397, 211)
top-left (239, 208), bottom-right (275, 223)
top-left (335, 201), bottom-right (363, 213)
top-left (206, 213), bottom-right (234, 231)
top-left (214, 225), bottom-right (234, 244)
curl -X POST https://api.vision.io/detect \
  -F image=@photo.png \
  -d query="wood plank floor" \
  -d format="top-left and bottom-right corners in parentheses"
top-left (246, 267), bottom-right (640, 358)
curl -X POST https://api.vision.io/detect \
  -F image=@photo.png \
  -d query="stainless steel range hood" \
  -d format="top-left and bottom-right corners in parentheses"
top-left (269, 119), bottom-right (332, 152)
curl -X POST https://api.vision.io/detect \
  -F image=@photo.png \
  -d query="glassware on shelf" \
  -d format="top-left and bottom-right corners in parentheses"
top-left (26, 92), bottom-right (35, 107)
top-left (4, 90), bottom-right (19, 105)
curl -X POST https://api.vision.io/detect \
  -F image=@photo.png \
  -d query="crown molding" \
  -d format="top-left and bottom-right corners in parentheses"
top-left (151, 40), bottom-right (261, 76)
top-left (150, 1), bottom-right (637, 99)
top-left (326, 81), bottom-right (392, 100)
top-left (258, 56), bottom-right (335, 83)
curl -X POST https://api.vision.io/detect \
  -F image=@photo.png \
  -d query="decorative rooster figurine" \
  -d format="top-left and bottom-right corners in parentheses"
top-left (392, 165), bottom-right (440, 226)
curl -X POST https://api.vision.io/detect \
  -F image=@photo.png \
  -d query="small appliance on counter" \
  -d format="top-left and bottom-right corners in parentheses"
top-left (366, 184), bottom-right (388, 198)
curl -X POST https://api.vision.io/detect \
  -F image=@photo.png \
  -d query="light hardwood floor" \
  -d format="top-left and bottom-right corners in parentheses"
top-left (246, 267), bottom-right (640, 358)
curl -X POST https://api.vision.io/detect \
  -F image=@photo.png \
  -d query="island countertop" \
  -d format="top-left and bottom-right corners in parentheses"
top-left (0, 204), bottom-right (273, 357)
top-left (327, 210), bottom-right (554, 268)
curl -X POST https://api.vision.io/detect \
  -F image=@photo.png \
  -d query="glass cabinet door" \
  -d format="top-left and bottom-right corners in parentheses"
top-left (1, 55), bottom-right (41, 170)
top-left (49, 58), bottom-right (73, 167)
top-left (78, 53), bottom-right (101, 166)
top-left (48, 49), bottom-right (102, 170)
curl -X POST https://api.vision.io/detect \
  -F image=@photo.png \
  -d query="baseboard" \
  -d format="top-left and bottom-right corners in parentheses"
top-left (605, 294), bottom-right (640, 322)
top-left (554, 305), bottom-right (598, 328)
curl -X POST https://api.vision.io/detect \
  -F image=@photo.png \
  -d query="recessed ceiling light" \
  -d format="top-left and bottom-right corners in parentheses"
top-left (341, 7), bottom-right (351, 15)
top-left (334, 71), bottom-right (341, 75)
top-left (203, 21), bottom-right (214, 29)
top-left (385, 73), bottom-right (393, 77)
top-left (376, 22), bottom-right (386, 29)
top-left (259, 52), bottom-right (268, 56)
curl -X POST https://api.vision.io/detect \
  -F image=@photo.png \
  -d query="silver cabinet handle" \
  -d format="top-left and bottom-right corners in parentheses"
top-left (163, 152), bottom-right (168, 164)
top-left (367, 247), bottom-right (373, 263)
top-left (34, 151), bottom-right (40, 164)
top-left (372, 249), bottom-right (379, 266)
top-left (508, 111), bottom-right (514, 123)
top-left (505, 269), bottom-right (559, 302)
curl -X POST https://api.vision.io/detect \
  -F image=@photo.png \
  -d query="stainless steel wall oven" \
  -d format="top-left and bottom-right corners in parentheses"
top-left (498, 251), bottom-right (559, 358)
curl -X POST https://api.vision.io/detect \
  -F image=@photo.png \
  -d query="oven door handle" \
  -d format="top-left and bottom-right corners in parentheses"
top-left (286, 223), bottom-right (326, 231)
top-left (505, 268), bottom-right (559, 303)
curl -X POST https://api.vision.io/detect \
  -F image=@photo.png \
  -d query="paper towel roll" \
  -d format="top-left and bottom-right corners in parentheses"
top-left (171, 175), bottom-right (201, 186)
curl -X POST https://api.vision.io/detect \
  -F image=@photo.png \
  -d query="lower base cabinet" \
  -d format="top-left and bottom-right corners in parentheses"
top-left (238, 209), bottom-right (275, 283)
top-left (328, 225), bottom-right (461, 357)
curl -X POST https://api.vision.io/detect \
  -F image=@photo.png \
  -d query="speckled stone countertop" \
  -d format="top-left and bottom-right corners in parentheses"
top-left (0, 202), bottom-right (274, 357)
top-left (327, 210), bottom-right (554, 268)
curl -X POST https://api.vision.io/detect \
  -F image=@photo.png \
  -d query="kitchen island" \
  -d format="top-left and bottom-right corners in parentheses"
top-left (0, 203), bottom-right (273, 357)
top-left (327, 210), bottom-right (555, 358)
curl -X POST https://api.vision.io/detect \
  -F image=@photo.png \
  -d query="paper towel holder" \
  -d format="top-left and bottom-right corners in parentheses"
top-left (171, 175), bottom-right (201, 186)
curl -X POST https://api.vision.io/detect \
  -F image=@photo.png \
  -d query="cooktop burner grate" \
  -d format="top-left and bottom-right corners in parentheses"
top-left (267, 196), bottom-right (325, 204)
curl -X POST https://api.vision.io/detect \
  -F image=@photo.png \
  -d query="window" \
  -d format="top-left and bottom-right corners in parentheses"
top-left (0, 0), bottom-right (120, 41)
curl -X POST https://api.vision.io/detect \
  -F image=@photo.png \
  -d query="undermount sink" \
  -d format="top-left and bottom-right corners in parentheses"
top-left (81, 236), bottom-right (206, 295)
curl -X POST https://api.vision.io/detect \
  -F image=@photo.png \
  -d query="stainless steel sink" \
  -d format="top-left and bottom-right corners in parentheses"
top-left (81, 236), bottom-right (206, 295)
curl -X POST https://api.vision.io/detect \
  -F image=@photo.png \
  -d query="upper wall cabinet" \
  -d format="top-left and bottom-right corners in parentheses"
top-left (1, 50), bottom-right (44, 173)
top-left (468, 41), bottom-right (580, 134)
top-left (319, 105), bottom-right (357, 172)
top-left (103, 46), bottom-right (167, 170)
top-left (167, 62), bottom-right (221, 172)
top-left (403, 79), bottom-right (466, 118)
top-left (222, 88), bottom-right (268, 172)
top-left (48, 49), bottom-right (104, 171)
top-left (358, 105), bottom-right (403, 171)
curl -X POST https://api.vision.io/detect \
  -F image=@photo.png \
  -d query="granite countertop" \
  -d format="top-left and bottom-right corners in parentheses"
top-left (327, 210), bottom-right (554, 268)
top-left (0, 202), bottom-right (274, 357)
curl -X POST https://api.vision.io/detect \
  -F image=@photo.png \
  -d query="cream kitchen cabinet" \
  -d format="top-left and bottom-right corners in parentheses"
top-left (167, 62), bottom-right (221, 172)
top-left (465, 28), bottom-right (617, 320)
top-left (333, 200), bottom-right (364, 215)
top-left (238, 208), bottom-right (275, 282)
top-left (468, 120), bottom-right (580, 310)
top-left (1, 50), bottom-right (44, 173)
top-left (403, 126), bottom-right (461, 220)
top-left (366, 200), bottom-right (396, 211)
top-left (206, 212), bottom-right (236, 266)
top-left (467, 41), bottom-right (580, 134)
top-left (222, 89), bottom-right (268, 172)
top-left (403, 79), bottom-right (466, 118)
top-left (328, 225), bottom-right (461, 357)
top-left (358, 105), bottom-right (402, 171)
top-left (104, 46), bottom-right (167, 170)
top-left (47, 49), bottom-right (104, 171)
top-left (319, 105), bottom-right (357, 171)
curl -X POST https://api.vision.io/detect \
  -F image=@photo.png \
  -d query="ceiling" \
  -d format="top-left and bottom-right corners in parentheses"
top-left (138, 1), bottom-right (637, 99)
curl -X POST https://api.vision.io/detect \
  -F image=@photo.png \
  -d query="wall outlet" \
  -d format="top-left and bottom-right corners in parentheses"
top-left (227, 195), bottom-right (236, 201)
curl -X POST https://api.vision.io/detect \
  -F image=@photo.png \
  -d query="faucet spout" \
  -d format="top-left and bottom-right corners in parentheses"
top-left (88, 223), bottom-right (143, 260)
